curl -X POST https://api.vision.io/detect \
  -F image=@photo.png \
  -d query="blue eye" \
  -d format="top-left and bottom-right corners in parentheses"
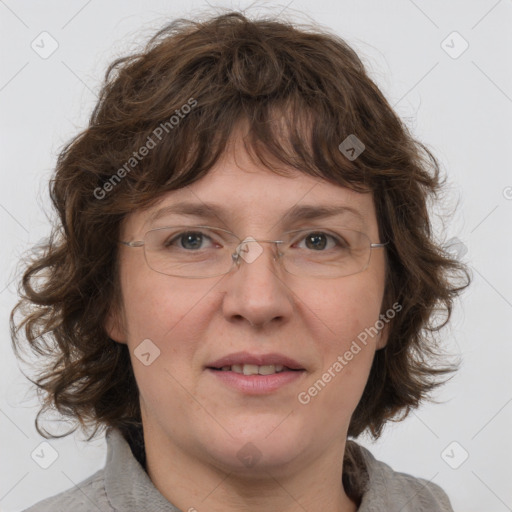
top-left (165, 231), bottom-right (215, 250)
top-left (180, 232), bottom-right (206, 250)
top-left (304, 233), bottom-right (328, 250)
top-left (295, 232), bottom-right (345, 251)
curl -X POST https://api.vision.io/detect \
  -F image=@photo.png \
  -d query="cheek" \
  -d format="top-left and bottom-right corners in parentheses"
top-left (119, 260), bottom-right (218, 341)
top-left (296, 326), bottom-right (378, 431)
top-left (120, 273), bottom-right (216, 418)
top-left (292, 275), bottom-right (384, 413)
top-left (295, 274), bottom-right (385, 350)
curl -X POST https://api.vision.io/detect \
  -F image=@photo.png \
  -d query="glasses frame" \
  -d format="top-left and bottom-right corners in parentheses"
top-left (119, 225), bottom-right (388, 279)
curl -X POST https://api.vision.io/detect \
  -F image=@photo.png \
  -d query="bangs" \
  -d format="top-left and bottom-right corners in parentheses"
top-left (89, 17), bottom-right (392, 213)
top-left (102, 94), bottom-right (373, 215)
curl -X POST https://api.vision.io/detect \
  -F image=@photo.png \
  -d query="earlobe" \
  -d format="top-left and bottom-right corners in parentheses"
top-left (104, 307), bottom-right (127, 344)
top-left (376, 322), bottom-right (390, 350)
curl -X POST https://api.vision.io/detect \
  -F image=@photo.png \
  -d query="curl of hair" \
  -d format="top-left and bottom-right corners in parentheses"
top-left (11, 11), bottom-right (470, 456)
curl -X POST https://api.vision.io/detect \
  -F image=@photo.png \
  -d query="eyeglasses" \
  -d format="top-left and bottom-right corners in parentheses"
top-left (119, 225), bottom-right (388, 279)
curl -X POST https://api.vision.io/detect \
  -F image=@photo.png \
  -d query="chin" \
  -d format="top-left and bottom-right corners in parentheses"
top-left (193, 414), bottom-right (313, 474)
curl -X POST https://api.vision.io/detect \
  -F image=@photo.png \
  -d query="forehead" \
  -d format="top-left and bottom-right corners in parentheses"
top-left (123, 136), bottom-right (378, 237)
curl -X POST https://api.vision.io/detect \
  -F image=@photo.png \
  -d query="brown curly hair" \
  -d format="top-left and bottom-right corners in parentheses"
top-left (11, 11), bottom-right (469, 449)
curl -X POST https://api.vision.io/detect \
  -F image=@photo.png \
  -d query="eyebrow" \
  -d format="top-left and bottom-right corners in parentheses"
top-left (145, 201), bottom-right (366, 227)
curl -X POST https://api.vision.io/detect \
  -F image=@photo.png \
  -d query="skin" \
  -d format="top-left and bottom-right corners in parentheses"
top-left (107, 128), bottom-right (389, 512)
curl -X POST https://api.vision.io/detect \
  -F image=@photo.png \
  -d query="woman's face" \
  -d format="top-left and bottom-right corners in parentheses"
top-left (109, 136), bottom-right (388, 476)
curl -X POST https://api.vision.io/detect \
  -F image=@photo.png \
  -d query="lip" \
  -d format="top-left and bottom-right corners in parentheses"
top-left (205, 351), bottom-right (306, 395)
top-left (206, 368), bottom-right (305, 394)
top-left (206, 351), bottom-right (305, 370)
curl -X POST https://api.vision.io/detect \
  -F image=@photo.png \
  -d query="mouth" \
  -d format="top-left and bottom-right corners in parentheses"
top-left (206, 351), bottom-right (305, 373)
top-left (208, 363), bottom-right (301, 375)
top-left (205, 352), bottom-right (306, 394)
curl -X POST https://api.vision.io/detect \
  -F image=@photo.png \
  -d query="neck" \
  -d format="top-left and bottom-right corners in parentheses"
top-left (140, 422), bottom-right (358, 512)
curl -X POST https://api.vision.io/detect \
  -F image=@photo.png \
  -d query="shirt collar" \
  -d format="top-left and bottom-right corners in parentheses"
top-left (104, 427), bottom-right (181, 511)
top-left (103, 427), bottom-right (447, 511)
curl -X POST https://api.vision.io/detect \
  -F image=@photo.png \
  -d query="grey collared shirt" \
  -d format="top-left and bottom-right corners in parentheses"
top-left (24, 429), bottom-right (454, 511)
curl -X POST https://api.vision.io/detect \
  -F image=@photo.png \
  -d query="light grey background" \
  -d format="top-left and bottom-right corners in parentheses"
top-left (1, 1), bottom-right (511, 511)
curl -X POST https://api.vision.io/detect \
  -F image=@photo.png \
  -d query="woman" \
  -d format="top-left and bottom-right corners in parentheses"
top-left (11, 11), bottom-right (470, 511)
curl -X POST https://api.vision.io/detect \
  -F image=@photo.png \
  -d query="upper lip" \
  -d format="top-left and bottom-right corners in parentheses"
top-left (207, 351), bottom-right (305, 370)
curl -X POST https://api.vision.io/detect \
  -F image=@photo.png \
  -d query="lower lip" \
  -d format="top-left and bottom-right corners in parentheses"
top-left (206, 368), bottom-right (305, 394)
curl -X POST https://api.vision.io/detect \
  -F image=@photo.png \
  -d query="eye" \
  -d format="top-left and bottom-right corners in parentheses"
top-left (165, 230), bottom-right (217, 251)
top-left (294, 231), bottom-right (346, 251)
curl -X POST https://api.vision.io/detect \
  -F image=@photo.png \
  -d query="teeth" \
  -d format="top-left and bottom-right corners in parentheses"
top-left (243, 364), bottom-right (259, 376)
top-left (227, 364), bottom-right (286, 375)
top-left (258, 365), bottom-right (278, 375)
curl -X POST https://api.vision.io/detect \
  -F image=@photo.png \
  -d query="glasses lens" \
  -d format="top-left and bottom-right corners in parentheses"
top-left (143, 226), bottom-right (238, 278)
top-left (141, 226), bottom-right (373, 278)
top-left (280, 228), bottom-right (372, 278)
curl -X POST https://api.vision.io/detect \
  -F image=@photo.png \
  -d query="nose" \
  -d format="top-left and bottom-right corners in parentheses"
top-left (221, 238), bottom-right (294, 329)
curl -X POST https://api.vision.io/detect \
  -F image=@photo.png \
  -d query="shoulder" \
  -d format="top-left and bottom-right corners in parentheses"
top-left (22, 469), bottom-right (113, 512)
top-left (350, 441), bottom-right (454, 512)
top-left (22, 427), bottom-right (174, 512)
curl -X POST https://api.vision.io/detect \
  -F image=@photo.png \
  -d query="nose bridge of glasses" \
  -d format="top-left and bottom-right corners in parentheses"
top-left (232, 236), bottom-right (284, 266)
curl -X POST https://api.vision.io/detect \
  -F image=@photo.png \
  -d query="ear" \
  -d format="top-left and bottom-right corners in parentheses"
top-left (104, 306), bottom-right (127, 344)
top-left (375, 318), bottom-right (390, 350)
